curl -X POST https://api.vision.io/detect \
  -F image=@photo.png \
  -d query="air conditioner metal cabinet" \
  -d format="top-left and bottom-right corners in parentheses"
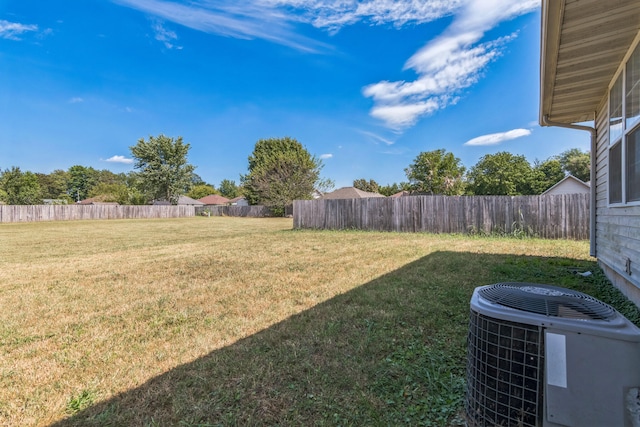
top-left (466, 283), bottom-right (640, 427)
top-left (543, 327), bottom-right (640, 427)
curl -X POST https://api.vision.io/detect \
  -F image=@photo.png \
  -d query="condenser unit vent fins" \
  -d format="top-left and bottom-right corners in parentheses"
top-left (478, 282), bottom-right (616, 320)
top-left (466, 311), bottom-right (544, 427)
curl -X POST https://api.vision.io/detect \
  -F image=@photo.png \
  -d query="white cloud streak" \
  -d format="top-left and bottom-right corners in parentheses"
top-left (152, 20), bottom-right (182, 49)
top-left (363, 0), bottom-right (538, 130)
top-left (113, 0), bottom-right (469, 51)
top-left (260, 0), bottom-right (463, 33)
top-left (69, 97), bottom-right (84, 103)
top-left (359, 129), bottom-right (396, 145)
top-left (0, 20), bottom-right (38, 40)
top-left (105, 155), bottom-right (135, 164)
top-left (464, 128), bottom-right (531, 146)
top-left (113, 0), bottom-right (332, 53)
top-left (319, 153), bottom-right (333, 159)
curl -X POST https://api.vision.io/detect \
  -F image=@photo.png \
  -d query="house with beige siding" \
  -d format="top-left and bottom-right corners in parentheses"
top-left (540, 0), bottom-right (640, 305)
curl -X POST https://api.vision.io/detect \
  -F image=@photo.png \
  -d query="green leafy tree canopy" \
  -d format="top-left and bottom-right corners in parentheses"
top-left (557, 148), bottom-right (590, 182)
top-left (188, 184), bottom-right (218, 200)
top-left (531, 158), bottom-right (565, 194)
top-left (353, 179), bottom-right (380, 194)
top-left (467, 152), bottom-right (533, 195)
top-left (405, 149), bottom-right (466, 195)
top-left (241, 137), bottom-right (323, 215)
top-left (0, 167), bottom-right (43, 205)
top-left (130, 134), bottom-right (196, 204)
top-left (218, 179), bottom-right (240, 199)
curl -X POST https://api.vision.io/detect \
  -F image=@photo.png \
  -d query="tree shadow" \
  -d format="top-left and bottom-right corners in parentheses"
top-left (52, 251), bottom-right (603, 426)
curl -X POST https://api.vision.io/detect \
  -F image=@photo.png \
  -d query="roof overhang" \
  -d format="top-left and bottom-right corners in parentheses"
top-left (540, 0), bottom-right (640, 125)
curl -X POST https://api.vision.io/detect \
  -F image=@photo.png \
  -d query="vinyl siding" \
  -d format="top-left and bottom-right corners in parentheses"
top-left (595, 96), bottom-right (640, 305)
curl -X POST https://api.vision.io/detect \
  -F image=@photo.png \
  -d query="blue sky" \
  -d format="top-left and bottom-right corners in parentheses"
top-left (1, 0), bottom-right (590, 189)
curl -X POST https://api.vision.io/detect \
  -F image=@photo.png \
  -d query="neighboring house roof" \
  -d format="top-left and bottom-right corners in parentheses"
top-left (78, 197), bottom-right (119, 205)
top-left (198, 194), bottom-right (230, 205)
top-left (540, 0), bottom-right (640, 124)
top-left (321, 187), bottom-right (385, 199)
top-left (542, 175), bottom-right (590, 196)
top-left (390, 191), bottom-right (410, 198)
top-left (177, 195), bottom-right (205, 206)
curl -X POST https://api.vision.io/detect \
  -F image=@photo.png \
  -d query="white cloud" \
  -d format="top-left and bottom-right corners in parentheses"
top-left (0, 20), bottom-right (38, 40)
top-left (358, 130), bottom-right (395, 145)
top-left (261, 0), bottom-right (463, 33)
top-left (363, 0), bottom-right (538, 130)
top-left (105, 155), bottom-right (134, 164)
top-left (152, 20), bottom-right (182, 49)
top-left (113, 0), bottom-right (468, 51)
top-left (113, 0), bottom-right (331, 53)
top-left (464, 128), bottom-right (531, 146)
top-left (369, 100), bottom-right (439, 130)
top-left (69, 97), bottom-right (84, 103)
top-left (319, 153), bottom-right (333, 159)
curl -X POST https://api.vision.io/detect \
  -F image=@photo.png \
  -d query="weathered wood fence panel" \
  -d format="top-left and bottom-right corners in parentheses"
top-left (0, 205), bottom-right (195, 223)
top-left (195, 205), bottom-right (292, 217)
top-left (293, 194), bottom-right (589, 239)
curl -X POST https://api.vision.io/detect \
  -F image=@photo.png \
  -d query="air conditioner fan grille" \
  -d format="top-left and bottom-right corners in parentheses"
top-left (478, 282), bottom-right (616, 320)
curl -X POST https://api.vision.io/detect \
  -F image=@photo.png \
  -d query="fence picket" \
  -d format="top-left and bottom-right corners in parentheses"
top-left (293, 194), bottom-right (589, 240)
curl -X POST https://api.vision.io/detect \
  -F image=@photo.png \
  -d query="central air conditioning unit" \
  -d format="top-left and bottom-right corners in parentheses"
top-left (465, 282), bottom-right (640, 427)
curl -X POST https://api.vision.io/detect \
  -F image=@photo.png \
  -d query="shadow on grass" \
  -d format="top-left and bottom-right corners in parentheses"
top-left (52, 251), bottom-right (628, 426)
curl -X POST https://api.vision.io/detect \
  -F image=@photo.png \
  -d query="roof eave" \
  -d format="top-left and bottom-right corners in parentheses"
top-left (539, 0), bottom-right (564, 125)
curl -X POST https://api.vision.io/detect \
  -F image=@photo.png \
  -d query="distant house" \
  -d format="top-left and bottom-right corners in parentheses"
top-left (390, 190), bottom-right (410, 198)
top-left (541, 175), bottom-right (590, 196)
top-left (198, 194), bottom-right (230, 205)
top-left (176, 195), bottom-right (204, 206)
top-left (320, 187), bottom-right (385, 199)
top-left (43, 199), bottom-right (69, 205)
top-left (540, 0), bottom-right (640, 305)
top-left (78, 197), bottom-right (119, 206)
top-left (228, 196), bottom-right (248, 206)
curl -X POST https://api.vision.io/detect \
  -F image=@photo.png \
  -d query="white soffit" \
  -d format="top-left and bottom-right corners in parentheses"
top-left (540, 0), bottom-right (640, 124)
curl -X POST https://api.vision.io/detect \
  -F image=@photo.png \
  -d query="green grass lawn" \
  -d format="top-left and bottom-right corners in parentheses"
top-left (0, 217), bottom-right (637, 426)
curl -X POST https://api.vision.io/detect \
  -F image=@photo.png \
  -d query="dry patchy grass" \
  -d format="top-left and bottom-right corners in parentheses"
top-left (0, 217), bottom-right (616, 425)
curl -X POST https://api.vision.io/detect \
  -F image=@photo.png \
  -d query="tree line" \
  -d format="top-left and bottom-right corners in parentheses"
top-left (1, 134), bottom-right (589, 214)
top-left (0, 135), bottom-right (329, 216)
top-left (353, 148), bottom-right (590, 197)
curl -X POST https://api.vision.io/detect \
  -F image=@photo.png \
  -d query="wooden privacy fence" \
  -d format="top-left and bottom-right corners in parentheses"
top-left (293, 194), bottom-right (590, 239)
top-left (195, 204), bottom-right (293, 217)
top-left (0, 205), bottom-right (195, 223)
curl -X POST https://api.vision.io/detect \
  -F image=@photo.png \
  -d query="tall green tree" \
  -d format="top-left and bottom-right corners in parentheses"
top-left (36, 170), bottom-right (69, 200)
top-left (0, 167), bottom-right (43, 204)
top-left (218, 179), bottom-right (240, 199)
top-left (531, 158), bottom-right (565, 194)
top-left (188, 184), bottom-right (218, 200)
top-left (353, 178), bottom-right (380, 193)
top-left (405, 149), bottom-right (466, 195)
top-left (241, 137), bottom-right (324, 215)
top-left (378, 182), bottom-right (410, 197)
top-left (557, 148), bottom-right (590, 182)
top-left (88, 182), bottom-right (130, 204)
top-left (130, 134), bottom-right (196, 204)
top-left (67, 165), bottom-right (99, 202)
top-left (467, 152), bottom-right (533, 195)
